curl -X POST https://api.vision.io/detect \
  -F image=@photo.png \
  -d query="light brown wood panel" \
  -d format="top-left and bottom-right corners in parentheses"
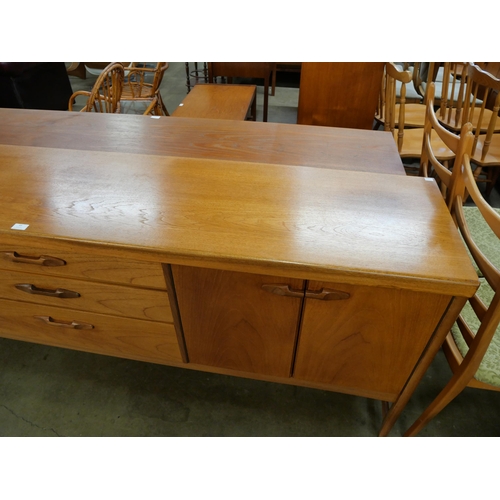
top-left (0, 298), bottom-right (182, 364)
top-left (0, 145), bottom-right (477, 296)
top-left (0, 238), bottom-right (166, 289)
top-left (0, 269), bottom-right (172, 322)
top-left (0, 108), bottom-right (405, 175)
top-left (171, 265), bottom-right (305, 377)
top-left (293, 281), bottom-right (452, 399)
top-left (297, 62), bottom-right (385, 129)
top-left (172, 84), bottom-right (256, 120)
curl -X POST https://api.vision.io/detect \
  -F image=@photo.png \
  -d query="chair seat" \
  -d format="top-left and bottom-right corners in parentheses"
top-left (452, 278), bottom-right (500, 387)
top-left (472, 133), bottom-right (500, 165)
top-left (437, 107), bottom-right (500, 133)
top-left (395, 103), bottom-right (426, 127)
top-left (394, 128), bottom-right (455, 159)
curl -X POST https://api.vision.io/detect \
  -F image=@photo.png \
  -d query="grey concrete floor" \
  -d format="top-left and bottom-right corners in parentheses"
top-left (1, 63), bottom-right (499, 437)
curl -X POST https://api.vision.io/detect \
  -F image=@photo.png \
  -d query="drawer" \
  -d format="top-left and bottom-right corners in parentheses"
top-left (0, 245), bottom-right (166, 289)
top-left (0, 299), bottom-right (183, 365)
top-left (0, 270), bottom-right (173, 323)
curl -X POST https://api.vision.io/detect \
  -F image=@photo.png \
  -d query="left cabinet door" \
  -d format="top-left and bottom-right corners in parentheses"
top-left (170, 265), bottom-right (305, 377)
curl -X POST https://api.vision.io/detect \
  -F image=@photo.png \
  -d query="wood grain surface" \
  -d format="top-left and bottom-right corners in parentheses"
top-left (0, 269), bottom-right (172, 322)
top-left (172, 265), bottom-right (304, 376)
top-left (0, 108), bottom-right (405, 175)
top-left (0, 144), bottom-right (478, 296)
top-left (0, 298), bottom-right (182, 364)
top-left (172, 84), bottom-right (256, 120)
top-left (293, 280), bottom-right (452, 397)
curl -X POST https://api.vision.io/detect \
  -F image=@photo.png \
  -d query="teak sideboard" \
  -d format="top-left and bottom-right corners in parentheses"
top-left (0, 111), bottom-right (479, 435)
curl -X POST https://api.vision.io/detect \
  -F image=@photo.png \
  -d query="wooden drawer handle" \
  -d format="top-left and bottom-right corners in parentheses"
top-left (15, 283), bottom-right (81, 299)
top-left (34, 315), bottom-right (94, 330)
top-left (305, 288), bottom-right (350, 301)
top-left (262, 284), bottom-right (304, 298)
top-left (262, 284), bottom-right (350, 301)
top-left (4, 251), bottom-right (66, 267)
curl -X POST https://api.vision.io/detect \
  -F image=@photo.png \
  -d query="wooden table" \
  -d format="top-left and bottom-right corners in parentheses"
top-left (0, 109), bottom-right (476, 435)
top-left (208, 63), bottom-right (276, 121)
top-left (0, 108), bottom-right (405, 175)
top-left (172, 84), bottom-right (256, 121)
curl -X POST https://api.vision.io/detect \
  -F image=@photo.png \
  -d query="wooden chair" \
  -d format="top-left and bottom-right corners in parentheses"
top-left (207, 62), bottom-right (275, 122)
top-left (121, 62), bottom-right (170, 116)
top-left (396, 63), bottom-right (434, 128)
top-left (419, 83), bottom-right (474, 210)
top-left (434, 62), bottom-right (470, 132)
top-left (384, 63), bottom-right (454, 174)
top-left (68, 62), bottom-right (124, 113)
top-left (405, 153), bottom-right (500, 436)
top-left (435, 63), bottom-right (500, 135)
top-left (376, 63), bottom-right (438, 131)
top-left (462, 63), bottom-right (500, 197)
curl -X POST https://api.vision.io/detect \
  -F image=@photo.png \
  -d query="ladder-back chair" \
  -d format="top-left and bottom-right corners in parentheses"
top-left (419, 83), bottom-right (474, 210)
top-left (462, 63), bottom-right (500, 197)
top-left (68, 62), bottom-right (124, 113)
top-left (384, 63), bottom-right (454, 174)
top-left (405, 153), bottom-right (500, 436)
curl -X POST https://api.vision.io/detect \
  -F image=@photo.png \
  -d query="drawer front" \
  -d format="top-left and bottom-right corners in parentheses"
top-left (0, 245), bottom-right (166, 289)
top-left (0, 270), bottom-right (173, 323)
top-left (0, 299), bottom-right (183, 365)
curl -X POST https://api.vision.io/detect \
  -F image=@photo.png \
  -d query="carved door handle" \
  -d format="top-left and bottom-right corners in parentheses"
top-left (305, 288), bottom-right (350, 301)
top-left (34, 316), bottom-right (94, 330)
top-left (15, 283), bottom-right (80, 298)
top-left (261, 284), bottom-right (304, 298)
top-left (4, 251), bottom-right (66, 267)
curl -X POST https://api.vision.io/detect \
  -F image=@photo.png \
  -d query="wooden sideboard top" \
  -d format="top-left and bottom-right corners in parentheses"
top-left (0, 144), bottom-right (478, 296)
top-left (0, 108), bottom-right (405, 175)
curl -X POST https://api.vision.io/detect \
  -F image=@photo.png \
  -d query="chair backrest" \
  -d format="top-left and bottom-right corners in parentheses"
top-left (420, 82), bottom-right (474, 210)
top-left (437, 62), bottom-right (470, 131)
top-left (449, 154), bottom-right (500, 387)
top-left (83, 62), bottom-right (124, 113)
top-left (123, 62), bottom-right (168, 99)
top-left (463, 63), bottom-right (500, 161)
top-left (384, 62), bottom-right (413, 151)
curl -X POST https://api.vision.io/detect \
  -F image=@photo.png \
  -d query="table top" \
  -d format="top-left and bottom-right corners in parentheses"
top-left (172, 84), bottom-right (256, 120)
top-left (0, 143), bottom-right (478, 297)
top-left (0, 108), bottom-right (405, 175)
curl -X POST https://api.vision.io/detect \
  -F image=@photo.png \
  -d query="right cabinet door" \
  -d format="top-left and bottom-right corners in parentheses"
top-left (293, 280), bottom-right (452, 400)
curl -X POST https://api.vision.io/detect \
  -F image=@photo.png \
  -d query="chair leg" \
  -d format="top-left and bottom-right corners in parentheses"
top-left (157, 92), bottom-right (169, 116)
top-left (485, 167), bottom-right (500, 198)
top-left (381, 401), bottom-right (390, 418)
top-left (404, 370), bottom-right (472, 437)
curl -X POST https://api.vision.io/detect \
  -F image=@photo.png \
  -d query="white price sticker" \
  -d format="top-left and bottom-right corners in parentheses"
top-left (11, 223), bottom-right (29, 230)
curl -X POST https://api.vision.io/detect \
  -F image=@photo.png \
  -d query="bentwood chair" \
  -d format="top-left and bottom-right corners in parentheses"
top-left (68, 62), bottom-right (124, 113)
top-left (384, 62), bottom-right (454, 174)
top-left (419, 83), bottom-right (474, 210)
top-left (462, 63), bottom-right (500, 197)
top-left (405, 153), bottom-right (500, 436)
top-left (121, 62), bottom-right (170, 116)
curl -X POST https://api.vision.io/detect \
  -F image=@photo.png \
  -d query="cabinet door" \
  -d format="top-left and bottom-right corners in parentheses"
top-left (293, 280), bottom-right (452, 400)
top-left (171, 265), bottom-right (305, 377)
